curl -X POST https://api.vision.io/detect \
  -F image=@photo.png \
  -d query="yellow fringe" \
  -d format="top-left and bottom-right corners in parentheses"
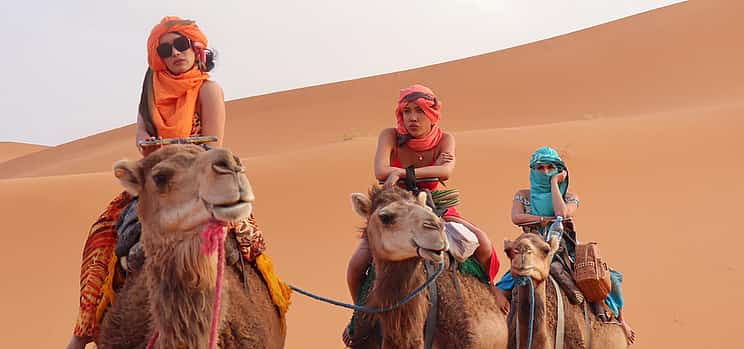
top-left (255, 253), bottom-right (292, 316)
top-left (95, 253), bottom-right (118, 324)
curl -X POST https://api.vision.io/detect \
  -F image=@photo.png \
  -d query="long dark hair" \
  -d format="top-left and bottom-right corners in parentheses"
top-left (138, 69), bottom-right (158, 137)
top-left (202, 48), bottom-right (216, 72)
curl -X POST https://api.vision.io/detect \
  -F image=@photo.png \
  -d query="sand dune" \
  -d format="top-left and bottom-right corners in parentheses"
top-left (1, 0), bottom-right (742, 348)
top-left (0, 142), bottom-right (47, 163)
top-left (2, 103), bottom-right (741, 348)
top-left (1, 0), bottom-right (742, 180)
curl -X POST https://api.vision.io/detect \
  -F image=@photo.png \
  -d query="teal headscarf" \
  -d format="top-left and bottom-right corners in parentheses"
top-left (529, 147), bottom-right (568, 217)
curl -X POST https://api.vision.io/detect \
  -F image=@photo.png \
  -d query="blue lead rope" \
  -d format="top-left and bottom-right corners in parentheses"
top-left (289, 261), bottom-right (445, 314)
top-left (515, 275), bottom-right (536, 349)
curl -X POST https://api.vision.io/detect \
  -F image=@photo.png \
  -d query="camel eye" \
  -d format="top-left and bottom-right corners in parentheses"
top-left (541, 245), bottom-right (551, 255)
top-left (152, 172), bottom-right (171, 187)
top-left (379, 212), bottom-right (395, 225)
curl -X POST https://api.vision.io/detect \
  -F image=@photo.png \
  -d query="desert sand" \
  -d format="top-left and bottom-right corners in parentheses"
top-left (0, 142), bottom-right (47, 163)
top-left (1, 0), bottom-right (742, 348)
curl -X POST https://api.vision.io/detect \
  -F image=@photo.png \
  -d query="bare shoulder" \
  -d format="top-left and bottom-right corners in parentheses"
top-left (439, 132), bottom-right (455, 154)
top-left (378, 128), bottom-right (397, 142)
top-left (199, 80), bottom-right (224, 99)
top-left (441, 132), bottom-right (455, 143)
top-left (514, 189), bottom-right (529, 201)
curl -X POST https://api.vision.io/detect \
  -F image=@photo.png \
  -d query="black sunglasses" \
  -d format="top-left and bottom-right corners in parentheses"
top-left (156, 36), bottom-right (192, 58)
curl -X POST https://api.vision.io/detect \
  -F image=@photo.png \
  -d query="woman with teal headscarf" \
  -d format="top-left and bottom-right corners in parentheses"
top-left (494, 146), bottom-right (635, 344)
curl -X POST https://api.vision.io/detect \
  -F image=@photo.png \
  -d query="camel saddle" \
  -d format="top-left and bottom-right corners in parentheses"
top-left (573, 242), bottom-right (611, 302)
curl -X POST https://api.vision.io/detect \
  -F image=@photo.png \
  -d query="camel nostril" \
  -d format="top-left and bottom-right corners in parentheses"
top-left (423, 219), bottom-right (442, 231)
top-left (212, 160), bottom-right (235, 175)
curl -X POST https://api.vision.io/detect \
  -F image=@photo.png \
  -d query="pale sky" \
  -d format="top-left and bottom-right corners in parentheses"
top-left (1, 0), bottom-right (683, 146)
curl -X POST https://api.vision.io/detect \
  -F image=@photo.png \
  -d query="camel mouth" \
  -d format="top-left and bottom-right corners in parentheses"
top-left (417, 247), bottom-right (444, 262)
top-left (412, 232), bottom-right (449, 262)
top-left (203, 199), bottom-right (253, 223)
top-left (511, 266), bottom-right (537, 277)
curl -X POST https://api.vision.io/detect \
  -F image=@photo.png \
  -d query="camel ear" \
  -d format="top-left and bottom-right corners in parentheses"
top-left (351, 193), bottom-right (372, 218)
top-left (504, 239), bottom-right (516, 259)
top-left (416, 191), bottom-right (428, 206)
top-left (114, 160), bottom-right (142, 196)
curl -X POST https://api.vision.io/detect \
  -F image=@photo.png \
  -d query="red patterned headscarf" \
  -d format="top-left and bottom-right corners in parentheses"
top-left (394, 84), bottom-right (443, 151)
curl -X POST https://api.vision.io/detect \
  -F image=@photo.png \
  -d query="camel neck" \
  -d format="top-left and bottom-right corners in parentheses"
top-left (515, 279), bottom-right (552, 349)
top-left (145, 230), bottom-right (221, 348)
top-left (371, 258), bottom-right (429, 349)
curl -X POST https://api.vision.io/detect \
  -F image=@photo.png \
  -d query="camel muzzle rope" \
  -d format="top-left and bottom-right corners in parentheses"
top-left (515, 275), bottom-right (536, 349)
top-left (145, 219), bottom-right (227, 349)
top-left (289, 261), bottom-right (445, 313)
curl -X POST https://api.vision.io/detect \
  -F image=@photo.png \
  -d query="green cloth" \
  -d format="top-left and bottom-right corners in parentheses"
top-left (348, 265), bottom-right (375, 337)
top-left (431, 189), bottom-right (460, 209)
top-left (458, 256), bottom-right (490, 284)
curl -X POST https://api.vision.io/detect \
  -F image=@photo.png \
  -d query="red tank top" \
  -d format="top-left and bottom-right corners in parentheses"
top-left (390, 141), bottom-right (441, 191)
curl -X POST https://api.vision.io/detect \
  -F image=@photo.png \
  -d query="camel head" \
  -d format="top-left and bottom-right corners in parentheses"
top-left (351, 185), bottom-right (448, 263)
top-left (505, 233), bottom-right (560, 284)
top-left (113, 145), bottom-right (254, 235)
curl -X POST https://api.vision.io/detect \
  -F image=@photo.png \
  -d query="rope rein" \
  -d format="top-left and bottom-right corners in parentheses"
top-left (145, 220), bottom-right (227, 349)
top-left (515, 275), bottom-right (536, 349)
top-left (289, 261), bottom-right (445, 313)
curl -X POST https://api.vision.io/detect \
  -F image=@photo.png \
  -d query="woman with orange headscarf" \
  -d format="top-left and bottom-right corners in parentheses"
top-left (65, 17), bottom-right (266, 349)
top-left (343, 84), bottom-right (502, 346)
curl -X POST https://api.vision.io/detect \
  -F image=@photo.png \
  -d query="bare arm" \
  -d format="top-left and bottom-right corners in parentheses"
top-left (550, 172), bottom-right (579, 218)
top-left (561, 192), bottom-right (580, 218)
top-left (135, 113), bottom-right (152, 155)
top-left (511, 190), bottom-right (547, 225)
top-left (373, 129), bottom-right (402, 181)
top-left (135, 113), bottom-right (165, 157)
top-left (374, 130), bottom-right (456, 181)
top-left (409, 133), bottom-right (456, 180)
top-left (198, 81), bottom-right (225, 147)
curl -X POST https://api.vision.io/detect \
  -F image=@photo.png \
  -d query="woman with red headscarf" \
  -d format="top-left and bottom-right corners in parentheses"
top-left (65, 17), bottom-right (266, 349)
top-left (343, 84), bottom-right (501, 346)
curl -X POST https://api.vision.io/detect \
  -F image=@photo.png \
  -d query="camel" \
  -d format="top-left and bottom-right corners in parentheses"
top-left (348, 185), bottom-right (508, 349)
top-left (97, 145), bottom-right (286, 349)
top-left (505, 233), bottom-right (627, 349)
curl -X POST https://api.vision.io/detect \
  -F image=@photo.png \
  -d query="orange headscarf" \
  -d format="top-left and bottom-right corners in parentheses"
top-left (145, 16), bottom-right (209, 139)
top-left (394, 84), bottom-right (443, 151)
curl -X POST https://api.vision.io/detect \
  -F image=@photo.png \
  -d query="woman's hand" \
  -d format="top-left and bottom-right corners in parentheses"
top-left (551, 170), bottom-right (567, 184)
top-left (382, 168), bottom-right (400, 188)
top-left (383, 168), bottom-right (405, 188)
top-left (139, 136), bottom-right (163, 157)
top-left (434, 152), bottom-right (455, 166)
top-left (539, 216), bottom-right (556, 229)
